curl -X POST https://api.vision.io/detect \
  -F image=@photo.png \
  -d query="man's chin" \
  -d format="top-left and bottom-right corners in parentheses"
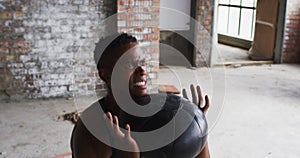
top-left (130, 90), bottom-right (148, 97)
top-left (130, 92), bottom-right (151, 105)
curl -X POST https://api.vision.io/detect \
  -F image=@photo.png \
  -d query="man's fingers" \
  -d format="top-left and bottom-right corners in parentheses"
top-left (125, 124), bottom-right (131, 138)
top-left (103, 113), bottom-right (110, 128)
top-left (104, 112), bottom-right (114, 130)
top-left (204, 95), bottom-right (210, 109)
top-left (201, 95), bottom-right (210, 115)
top-left (196, 85), bottom-right (204, 108)
top-left (182, 89), bottom-right (188, 99)
top-left (113, 115), bottom-right (120, 131)
top-left (106, 112), bottom-right (113, 124)
top-left (183, 84), bottom-right (211, 115)
top-left (190, 84), bottom-right (197, 105)
top-left (106, 112), bottom-right (113, 120)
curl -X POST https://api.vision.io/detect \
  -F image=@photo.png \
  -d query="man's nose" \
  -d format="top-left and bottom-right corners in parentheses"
top-left (135, 66), bottom-right (147, 75)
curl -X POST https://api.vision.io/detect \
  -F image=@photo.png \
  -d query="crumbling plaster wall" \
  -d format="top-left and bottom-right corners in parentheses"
top-left (0, 0), bottom-right (114, 99)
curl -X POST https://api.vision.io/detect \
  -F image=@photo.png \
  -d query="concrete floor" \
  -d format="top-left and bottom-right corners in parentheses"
top-left (216, 44), bottom-right (274, 66)
top-left (1, 64), bottom-right (300, 158)
top-left (217, 44), bottom-right (250, 63)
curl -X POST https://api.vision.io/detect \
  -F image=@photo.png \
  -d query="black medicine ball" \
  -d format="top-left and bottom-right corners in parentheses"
top-left (120, 93), bottom-right (208, 158)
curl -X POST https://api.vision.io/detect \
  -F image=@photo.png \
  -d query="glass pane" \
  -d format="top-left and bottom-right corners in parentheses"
top-left (254, 0), bottom-right (258, 8)
top-left (218, 6), bottom-right (229, 33)
top-left (230, 0), bottom-right (240, 5)
top-left (251, 10), bottom-right (256, 38)
top-left (219, 0), bottom-right (229, 4)
top-left (242, 0), bottom-right (254, 7)
top-left (240, 8), bottom-right (253, 39)
top-left (228, 7), bottom-right (240, 36)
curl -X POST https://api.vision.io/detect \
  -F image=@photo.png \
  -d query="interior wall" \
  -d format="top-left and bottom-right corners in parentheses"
top-left (0, 0), bottom-right (216, 99)
top-left (194, 0), bottom-right (215, 67)
top-left (117, 0), bottom-right (160, 89)
top-left (0, 0), bottom-right (116, 99)
top-left (0, 0), bottom-right (161, 99)
top-left (282, 0), bottom-right (300, 63)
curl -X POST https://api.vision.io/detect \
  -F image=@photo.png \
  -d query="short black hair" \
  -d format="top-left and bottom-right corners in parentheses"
top-left (94, 33), bottom-right (138, 70)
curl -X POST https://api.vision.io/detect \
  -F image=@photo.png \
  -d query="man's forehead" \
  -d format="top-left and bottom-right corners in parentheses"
top-left (121, 45), bottom-right (145, 58)
top-left (105, 43), bottom-right (144, 63)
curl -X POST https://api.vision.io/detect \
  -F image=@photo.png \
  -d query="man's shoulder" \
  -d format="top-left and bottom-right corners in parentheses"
top-left (76, 97), bottom-right (111, 138)
top-left (80, 97), bottom-right (106, 116)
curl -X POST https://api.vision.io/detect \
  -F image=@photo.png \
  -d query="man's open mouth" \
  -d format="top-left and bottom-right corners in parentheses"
top-left (134, 81), bottom-right (146, 87)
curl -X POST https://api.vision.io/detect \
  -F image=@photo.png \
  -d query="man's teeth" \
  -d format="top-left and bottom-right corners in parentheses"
top-left (134, 81), bottom-right (146, 86)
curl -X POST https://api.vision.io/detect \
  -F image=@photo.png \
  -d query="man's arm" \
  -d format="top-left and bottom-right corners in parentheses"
top-left (196, 143), bottom-right (210, 158)
top-left (71, 118), bottom-right (112, 158)
top-left (71, 115), bottom-right (140, 158)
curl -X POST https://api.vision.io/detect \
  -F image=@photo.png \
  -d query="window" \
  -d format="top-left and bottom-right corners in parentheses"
top-left (218, 0), bottom-right (257, 40)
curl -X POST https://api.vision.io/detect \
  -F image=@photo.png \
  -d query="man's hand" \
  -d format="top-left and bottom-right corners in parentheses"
top-left (104, 112), bottom-right (140, 158)
top-left (182, 84), bottom-right (210, 115)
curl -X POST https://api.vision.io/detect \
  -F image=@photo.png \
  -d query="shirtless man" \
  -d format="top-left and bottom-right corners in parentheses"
top-left (71, 33), bottom-right (210, 158)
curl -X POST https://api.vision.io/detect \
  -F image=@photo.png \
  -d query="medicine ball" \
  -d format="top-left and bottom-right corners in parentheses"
top-left (120, 93), bottom-right (208, 158)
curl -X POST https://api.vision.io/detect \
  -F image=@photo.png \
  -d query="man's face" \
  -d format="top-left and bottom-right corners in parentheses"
top-left (127, 46), bottom-right (148, 97)
top-left (109, 43), bottom-right (149, 97)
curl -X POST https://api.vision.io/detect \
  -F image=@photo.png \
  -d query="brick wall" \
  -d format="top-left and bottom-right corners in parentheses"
top-left (283, 0), bottom-right (300, 63)
top-left (117, 0), bottom-right (160, 90)
top-left (0, 0), bottom-right (214, 99)
top-left (195, 0), bottom-right (214, 67)
top-left (0, 0), bottom-right (115, 99)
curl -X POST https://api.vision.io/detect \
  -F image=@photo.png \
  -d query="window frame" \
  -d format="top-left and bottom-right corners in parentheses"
top-left (217, 0), bottom-right (257, 47)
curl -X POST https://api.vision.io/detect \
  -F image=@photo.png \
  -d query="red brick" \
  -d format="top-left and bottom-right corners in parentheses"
top-left (128, 0), bottom-right (133, 6)
top-left (127, 7), bottom-right (134, 12)
top-left (88, 85), bottom-right (94, 91)
top-left (152, 41), bottom-right (159, 46)
top-left (144, 34), bottom-right (159, 41)
top-left (96, 84), bottom-right (106, 90)
top-left (0, 76), bottom-right (4, 82)
top-left (152, 13), bottom-right (159, 19)
top-left (153, 1), bottom-right (160, 6)
top-left (135, 27), bottom-right (143, 32)
top-left (0, 12), bottom-right (12, 19)
top-left (6, 55), bottom-right (15, 60)
top-left (0, 48), bottom-right (10, 54)
top-left (14, 6), bottom-right (23, 11)
top-left (283, 0), bottom-right (300, 63)
top-left (0, 82), bottom-right (11, 89)
top-left (17, 40), bottom-right (25, 47)
top-left (0, 56), bottom-right (5, 61)
top-left (118, 0), bottom-right (125, 6)
top-left (8, 41), bottom-right (14, 47)
top-left (153, 28), bottom-right (160, 33)
top-left (13, 12), bottom-right (26, 19)
top-left (0, 42), bottom-right (7, 47)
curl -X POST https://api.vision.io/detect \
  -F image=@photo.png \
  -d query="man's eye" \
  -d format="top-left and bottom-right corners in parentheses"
top-left (139, 59), bottom-right (146, 66)
top-left (125, 63), bottom-right (135, 69)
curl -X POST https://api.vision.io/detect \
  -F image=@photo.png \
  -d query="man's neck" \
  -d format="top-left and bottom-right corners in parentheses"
top-left (105, 91), bottom-right (151, 114)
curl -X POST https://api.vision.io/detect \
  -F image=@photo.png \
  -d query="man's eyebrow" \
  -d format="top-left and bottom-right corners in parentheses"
top-left (133, 57), bottom-right (142, 61)
top-left (125, 58), bottom-right (137, 64)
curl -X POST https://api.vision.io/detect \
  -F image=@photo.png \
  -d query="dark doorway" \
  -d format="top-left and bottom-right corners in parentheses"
top-left (159, 31), bottom-right (194, 67)
top-left (159, 0), bottom-right (196, 67)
